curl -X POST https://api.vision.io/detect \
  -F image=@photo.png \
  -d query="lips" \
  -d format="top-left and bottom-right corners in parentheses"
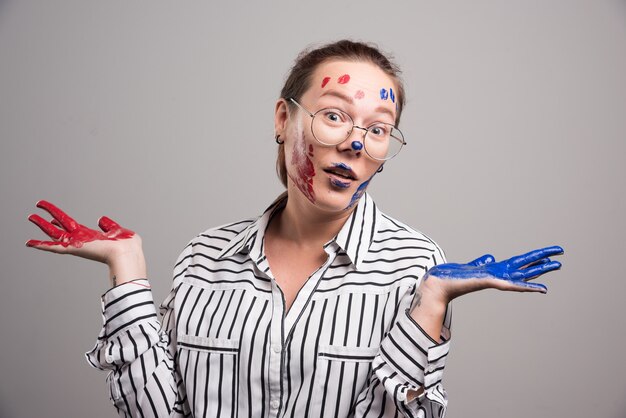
top-left (323, 162), bottom-right (358, 181)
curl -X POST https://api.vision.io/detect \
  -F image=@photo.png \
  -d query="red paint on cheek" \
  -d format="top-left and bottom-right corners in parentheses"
top-left (288, 139), bottom-right (316, 203)
top-left (321, 77), bottom-right (331, 88)
top-left (354, 90), bottom-right (364, 100)
top-left (337, 74), bottom-right (350, 84)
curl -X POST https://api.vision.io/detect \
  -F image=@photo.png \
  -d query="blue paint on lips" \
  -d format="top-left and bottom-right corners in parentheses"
top-left (330, 177), bottom-right (351, 189)
top-left (332, 162), bottom-right (352, 171)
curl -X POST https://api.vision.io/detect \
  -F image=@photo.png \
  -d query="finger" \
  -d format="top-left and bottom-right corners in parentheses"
top-left (25, 239), bottom-right (69, 252)
top-left (520, 261), bottom-right (562, 281)
top-left (527, 257), bottom-right (551, 267)
top-left (98, 216), bottom-right (121, 233)
top-left (28, 214), bottom-right (66, 240)
top-left (35, 200), bottom-right (79, 232)
top-left (468, 254), bottom-right (495, 266)
top-left (509, 246), bottom-right (564, 268)
top-left (512, 281), bottom-right (547, 293)
top-left (50, 218), bottom-right (64, 229)
top-left (493, 278), bottom-right (548, 293)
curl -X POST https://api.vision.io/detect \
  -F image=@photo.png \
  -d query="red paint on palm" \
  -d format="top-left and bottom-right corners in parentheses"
top-left (27, 200), bottom-right (135, 248)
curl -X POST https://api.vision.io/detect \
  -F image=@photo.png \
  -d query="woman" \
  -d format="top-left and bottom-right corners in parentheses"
top-left (27, 40), bottom-right (563, 418)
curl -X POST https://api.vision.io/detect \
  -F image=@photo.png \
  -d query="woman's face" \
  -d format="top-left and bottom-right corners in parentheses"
top-left (277, 60), bottom-right (399, 214)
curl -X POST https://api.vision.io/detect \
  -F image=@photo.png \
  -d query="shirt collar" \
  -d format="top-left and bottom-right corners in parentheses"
top-left (217, 192), bottom-right (379, 270)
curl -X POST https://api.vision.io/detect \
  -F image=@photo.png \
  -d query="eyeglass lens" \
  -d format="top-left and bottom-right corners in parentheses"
top-left (311, 108), bottom-right (404, 160)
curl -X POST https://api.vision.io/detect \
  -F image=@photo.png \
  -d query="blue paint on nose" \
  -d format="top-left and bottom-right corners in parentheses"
top-left (351, 141), bottom-right (363, 151)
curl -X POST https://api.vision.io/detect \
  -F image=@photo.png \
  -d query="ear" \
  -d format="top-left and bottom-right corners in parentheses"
top-left (274, 98), bottom-right (289, 138)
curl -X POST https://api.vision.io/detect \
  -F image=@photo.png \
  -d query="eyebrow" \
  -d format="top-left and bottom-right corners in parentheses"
top-left (319, 90), bottom-right (396, 123)
top-left (320, 90), bottom-right (354, 104)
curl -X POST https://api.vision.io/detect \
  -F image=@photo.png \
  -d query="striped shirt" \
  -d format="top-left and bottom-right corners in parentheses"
top-left (86, 192), bottom-right (452, 418)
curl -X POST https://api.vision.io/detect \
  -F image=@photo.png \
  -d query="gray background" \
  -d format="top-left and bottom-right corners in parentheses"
top-left (1, 1), bottom-right (625, 417)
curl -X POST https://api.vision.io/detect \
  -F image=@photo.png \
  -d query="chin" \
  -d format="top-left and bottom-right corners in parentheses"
top-left (313, 184), bottom-right (362, 213)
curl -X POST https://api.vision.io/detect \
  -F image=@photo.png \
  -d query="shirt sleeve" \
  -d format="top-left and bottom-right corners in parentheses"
top-left (354, 249), bottom-right (452, 418)
top-left (371, 304), bottom-right (452, 417)
top-left (85, 243), bottom-right (194, 418)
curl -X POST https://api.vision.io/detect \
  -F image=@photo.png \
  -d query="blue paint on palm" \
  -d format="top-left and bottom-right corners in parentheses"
top-left (427, 246), bottom-right (564, 292)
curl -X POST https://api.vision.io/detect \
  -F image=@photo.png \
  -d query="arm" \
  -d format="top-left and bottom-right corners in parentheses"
top-left (27, 200), bottom-right (192, 417)
top-left (352, 251), bottom-right (452, 418)
top-left (412, 247), bottom-right (564, 341)
top-left (86, 245), bottom-right (193, 417)
top-left (354, 246), bottom-right (564, 418)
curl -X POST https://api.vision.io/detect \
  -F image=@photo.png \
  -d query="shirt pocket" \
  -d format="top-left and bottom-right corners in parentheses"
top-left (311, 344), bottom-right (379, 417)
top-left (177, 334), bottom-right (239, 355)
top-left (176, 334), bottom-right (239, 417)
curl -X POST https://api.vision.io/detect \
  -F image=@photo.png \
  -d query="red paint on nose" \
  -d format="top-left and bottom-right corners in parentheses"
top-left (321, 77), bottom-right (331, 88)
top-left (337, 74), bottom-right (350, 84)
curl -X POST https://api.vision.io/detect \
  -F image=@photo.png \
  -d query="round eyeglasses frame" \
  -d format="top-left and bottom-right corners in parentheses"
top-left (288, 98), bottom-right (406, 161)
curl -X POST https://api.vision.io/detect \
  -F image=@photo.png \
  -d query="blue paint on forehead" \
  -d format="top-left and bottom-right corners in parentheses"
top-left (380, 88), bottom-right (388, 100)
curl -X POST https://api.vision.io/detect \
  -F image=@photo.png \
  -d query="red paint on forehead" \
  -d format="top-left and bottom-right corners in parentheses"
top-left (337, 74), bottom-right (350, 84)
top-left (321, 77), bottom-right (331, 88)
top-left (354, 90), bottom-right (365, 100)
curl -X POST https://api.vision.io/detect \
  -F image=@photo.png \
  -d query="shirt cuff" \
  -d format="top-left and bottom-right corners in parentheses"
top-left (377, 308), bottom-right (451, 397)
top-left (100, 279), bottom-right (157, 340)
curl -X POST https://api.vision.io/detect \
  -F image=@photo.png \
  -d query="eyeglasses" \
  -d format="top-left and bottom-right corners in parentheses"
top-left (288, 98), bottom-right (406, 161)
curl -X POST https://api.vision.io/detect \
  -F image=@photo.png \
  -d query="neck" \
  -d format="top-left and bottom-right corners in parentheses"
top-left (270, 190), bottom-right (355, 249)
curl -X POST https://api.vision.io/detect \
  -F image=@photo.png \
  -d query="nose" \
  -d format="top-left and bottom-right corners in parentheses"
top-left (351, 141), bottom-right (363, 151)
top-left (338, 126), bottom-right (367, 154)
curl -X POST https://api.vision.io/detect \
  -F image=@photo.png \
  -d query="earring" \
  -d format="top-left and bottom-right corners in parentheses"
top-left (275, 134), bottom-right (284, 145)
top-left (377, 165), bottom-right (384, 173)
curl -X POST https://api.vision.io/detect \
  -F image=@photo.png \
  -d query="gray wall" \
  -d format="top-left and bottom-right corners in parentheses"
top-left (1, 1), bottom-right (625, 417)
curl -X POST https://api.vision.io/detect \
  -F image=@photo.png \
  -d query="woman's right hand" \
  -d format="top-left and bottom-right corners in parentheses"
top-left (27, 200), bottom-right (146, 286)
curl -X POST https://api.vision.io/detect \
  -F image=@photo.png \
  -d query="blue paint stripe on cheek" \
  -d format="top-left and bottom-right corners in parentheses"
top-left (347, 180), bottom-right (370, 209)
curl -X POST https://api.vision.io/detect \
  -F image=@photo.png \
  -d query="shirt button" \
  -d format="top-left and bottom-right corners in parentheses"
top-left (272, 345), bottom-right (282, 353)
top-left (271, 399), bottom-right (280, 409)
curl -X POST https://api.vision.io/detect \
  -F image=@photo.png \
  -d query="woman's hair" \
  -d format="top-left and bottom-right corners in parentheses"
top-left (276, 39), bottom-right (406, 188)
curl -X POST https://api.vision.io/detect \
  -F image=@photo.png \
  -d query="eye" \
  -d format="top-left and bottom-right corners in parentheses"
top-left (319, 108), bottom-right (350, 125)
top-left (322, 109), bottom-right (345, 124)
top-left (326, 112), bottom-right (340, 122)
top-left (369, 124), bottom-right (390, 137)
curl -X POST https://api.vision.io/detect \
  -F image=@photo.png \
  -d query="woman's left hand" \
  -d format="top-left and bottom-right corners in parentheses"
top-left (421, 245), bottom-right (564, 305)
